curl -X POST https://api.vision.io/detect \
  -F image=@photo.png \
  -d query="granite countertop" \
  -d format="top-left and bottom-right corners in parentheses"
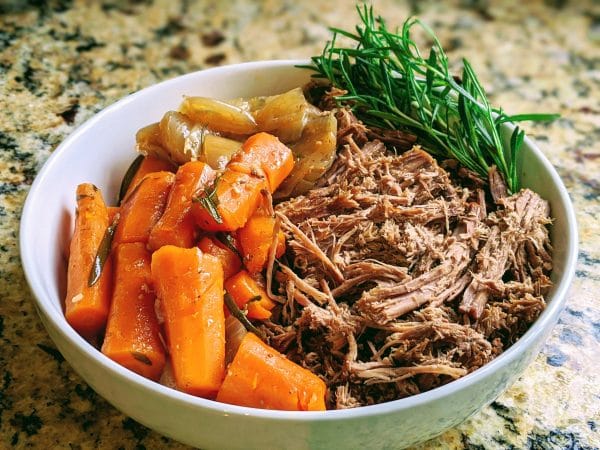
top-left (1, 0), bottom-right (599, 448)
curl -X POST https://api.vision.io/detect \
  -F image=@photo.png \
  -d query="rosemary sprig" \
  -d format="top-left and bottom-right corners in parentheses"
top-left (193, 175), bottom-right (223, 224)
top-left (305, 5), bottom-right (559, 193)
top-left (88, 212), bottom-right (120, 287)
top-left (216, 231), bottom-right (243, 259)
top-left (224, 292), bottom-right (265, 340)
top-left (118, 154), bottom-right (144, 205)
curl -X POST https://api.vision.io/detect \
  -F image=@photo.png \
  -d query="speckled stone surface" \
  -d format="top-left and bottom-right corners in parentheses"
top-left (1, 0), bottom-right (599, 448)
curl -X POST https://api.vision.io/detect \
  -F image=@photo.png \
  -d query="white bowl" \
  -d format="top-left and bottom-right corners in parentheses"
top-left (20, 60), bottom-right (578, 449)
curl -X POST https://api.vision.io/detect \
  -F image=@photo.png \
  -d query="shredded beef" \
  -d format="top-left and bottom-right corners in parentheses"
top-left (263, 109), bottom-right (553, 409)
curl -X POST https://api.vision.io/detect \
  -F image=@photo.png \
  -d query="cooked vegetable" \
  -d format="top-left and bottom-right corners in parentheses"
top-left (180, 96), bottom-right (258, 135)
top-left (160, 111), bottom-right (206, 164)
top-left (192, 166), bottom-right (267, 232)
top-left (151, 246), bottom-right (225, 397)
top-left (197, 236), bottom-right (242, 280)
top-left (112, 171), bottom-right (175, 247)
top-left (65, 183), bottom-right (113, 337)
top-left (224, 316), bottom-right (248, 365)
top-left (121, 155), bottom-right (175, 202)
top-left (253, 88), bottom-right (310, 143)
top-left (224, 270), bottom-right (276, 320)
top-left (107, 206), bottom-right (120, 224)
top-left (148, 161), bottom-right (215, 251)
top-left (223, 292), bottom-right (265, 339)
top-left (306, 5), bottom-right (558, 193)
top-left (276, 111), bottom-right (337, 198)
top-left (229, 132), bottom-right (295, 193)
top-left (215, 333), bottom-right (326, 411)
top-left (88, 211), bottom-right (119, 287)
top-left (101, 243), bottom-right (166, 381)
top-left (135, 123), bottom-right (164, 160)
top-left (201, 134), bottom-right (242, 170)
top-left (237, 214), bottom-right (285, 274)
top-left (118, 155), bottom-right (144, 203)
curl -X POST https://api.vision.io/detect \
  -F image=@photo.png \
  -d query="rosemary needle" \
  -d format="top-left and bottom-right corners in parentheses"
top-left (305, 5), bottom-right (559, 193)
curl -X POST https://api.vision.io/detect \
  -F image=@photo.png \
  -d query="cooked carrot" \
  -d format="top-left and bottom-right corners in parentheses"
top-left (228, 132), bottom-right (294, 193)
top-left (197, 236), bottom-right (242, 280)
top-left (238, 215), bottom-right (285, 274)
top-left (148, 161), bottom-right (215, 251)
top-left (101, 243), bottom-right (165, 381)
top-left (107, 206), bottom-right (120, 224)
top-left (151, 246), bottom-right (225, 397)
top-left (65, 183), bottom-right (113, 337)
top-left (113, 171), bottom-right (175, 247)
top-left (191, 169), bottom-right (266, 232)
top-left (122, 155), bottom-right (175, 201)
top-left (224, 270), bottom-right (275, 320)
top-left (216, 333), bottom-right (326, 411)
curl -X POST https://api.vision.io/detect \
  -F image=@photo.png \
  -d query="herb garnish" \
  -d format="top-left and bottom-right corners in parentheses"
top-left (306, 6), bottom-right (558, 192)
top-left (216, 232), bottom-right (243, 259)
top-left (193, 175), bottom-right (223, 224)
top-left (224, 292), bottom-right (265, 340)
top-left (131, 352), bottom-right (152, 366)
top-left (118, 154), bottom-right (144, 205)
top-left (88, 213), bottom-right (120, 287)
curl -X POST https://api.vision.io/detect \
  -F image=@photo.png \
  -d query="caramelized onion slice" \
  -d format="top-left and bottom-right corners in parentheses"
top-left (275, 110), bottom-right (337, 198)
top-left (180, 96), bottom-right (258, 135)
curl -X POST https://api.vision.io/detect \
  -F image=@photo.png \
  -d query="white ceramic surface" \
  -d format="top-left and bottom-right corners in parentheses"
top-left (20, 60), bottom-right (578, 450)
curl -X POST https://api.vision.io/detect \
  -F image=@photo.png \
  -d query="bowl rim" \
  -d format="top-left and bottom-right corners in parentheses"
top-left (20, 59), bottom-right (579, 421)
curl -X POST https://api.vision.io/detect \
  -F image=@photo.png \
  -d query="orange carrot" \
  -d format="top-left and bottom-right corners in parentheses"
top-left (151, 246), bottom-right (225, 397)
top-left (101, 243), bottom-right (165, 380)
top-left (148, 161), bottom-right (215, 251)
top-left (191, 169), bottom-right (266, 232)
top-left (113, 171), bottom-right (175, 247)
top-left (228, 132), bottom-right (294, 193)
top-left (237, 214), bottom-right (285, 274)
top-left (224, 270), bottom-right (275, 320)
top-left (107, 206), bottom-right (120, 224)
top-left (65, 183), bottom-right (113, 337)
top-left (123, 155), bottom-right (176, 201)
top-left (197, 236), bottom-right (242, 280)
top-left (216, 333), bottom-right (326, 411)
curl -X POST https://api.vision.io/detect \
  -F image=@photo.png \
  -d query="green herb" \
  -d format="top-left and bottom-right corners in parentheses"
top-left (131, 351), bottom-right (152, 366)
top-left (88, 213), bottom-right (120, 287)
top-left (216, 232), bottom-right (243, 259)
top-left (224, 292), bottom-right (265, 340)
top-left (193, 175), bottom-right (222, 224)
top-left (305, 6), bottom-right (559, 193)
top-left (118, 154), bottom-right (144, 205)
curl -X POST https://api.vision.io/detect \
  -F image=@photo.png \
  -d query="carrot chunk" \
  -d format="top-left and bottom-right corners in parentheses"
top-left (107, 206), bottom-right (120, 224)
top-left (229, 132), bottom-right (294, 193)
top-left (65, 183), bottom-right (113, 337)
top-left (113, 171), bottom-right (175, 247)
top-left (237, 215), bottom-right (285, 274)
top-left (224, 270), bottom-right (275, 320)
top-left (216, 333), bottom-right (326, 411)
top-left (148, 161), bottom-right (215, 251)
top-left (102, 243), bottom-right (165, 381)
top-left (197, 236), bottom-right (242, 280)
top-left (151, 246), bottom-right (225, 397)
top-left (123, 155), bottom-right (176, 201)
top-left (191, 169), bottom-right (266, 232)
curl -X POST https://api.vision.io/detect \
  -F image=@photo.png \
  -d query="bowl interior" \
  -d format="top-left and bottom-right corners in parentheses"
top-left (20, 60), bottom-right (577, 435)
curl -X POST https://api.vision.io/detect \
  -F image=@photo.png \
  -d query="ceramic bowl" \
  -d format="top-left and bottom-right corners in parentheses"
top-left (20, 60), bottom-right (578, 449)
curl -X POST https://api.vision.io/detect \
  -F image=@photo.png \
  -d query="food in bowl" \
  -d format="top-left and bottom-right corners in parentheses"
top-left (19, 7), bottom-right (578, 448)
top-left (60, 9), bottom-right (556, 412)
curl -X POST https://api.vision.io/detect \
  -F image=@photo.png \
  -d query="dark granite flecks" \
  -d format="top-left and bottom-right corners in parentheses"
top-left (1, 0), bottom-right (599, 448)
